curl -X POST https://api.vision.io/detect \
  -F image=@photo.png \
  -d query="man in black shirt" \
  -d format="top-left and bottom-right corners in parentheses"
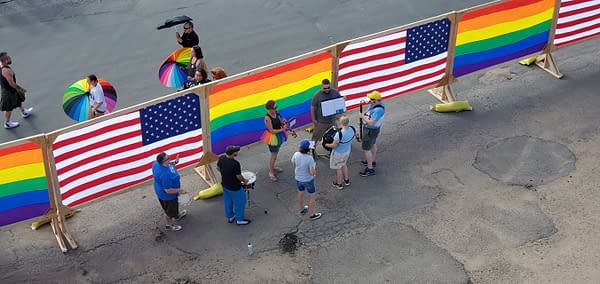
top-left (217, 145), bottom-right (251, 225)
top-left (176, 21), bottom-right (199, 48)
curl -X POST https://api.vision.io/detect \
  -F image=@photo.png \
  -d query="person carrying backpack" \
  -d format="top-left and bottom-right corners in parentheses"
top-left (325, 115), bottom-right (356, 190)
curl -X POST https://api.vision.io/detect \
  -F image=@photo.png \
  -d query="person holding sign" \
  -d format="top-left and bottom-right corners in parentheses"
top-left (310, 79), bottom-right (342, 152)
top-left (359, 91), bottom-right (385, 177)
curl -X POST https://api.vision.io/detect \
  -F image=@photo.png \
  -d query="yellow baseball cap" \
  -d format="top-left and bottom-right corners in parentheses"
top-left (367, 91), bottom-right (382, 101)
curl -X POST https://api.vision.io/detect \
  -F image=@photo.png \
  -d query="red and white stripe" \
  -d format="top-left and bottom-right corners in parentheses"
top-left (554, 0), bottom-right (600, 47)
top-left (53, 112), bottom-right (203, 207)
top-left (338, 30), bottom-right (447, 109)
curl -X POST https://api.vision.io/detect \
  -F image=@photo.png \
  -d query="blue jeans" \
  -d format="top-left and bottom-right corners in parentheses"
top-left (296, 179), bottom-right (316, 195)
top-left (223, 186), bottom-right (246, 221)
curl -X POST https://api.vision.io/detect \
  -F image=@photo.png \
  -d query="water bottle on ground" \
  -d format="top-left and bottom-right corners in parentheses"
top-left (247, 242), bottom-right (254, 256)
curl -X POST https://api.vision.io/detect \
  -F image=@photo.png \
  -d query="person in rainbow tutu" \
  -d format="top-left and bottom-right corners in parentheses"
top-left (262, 100), bottom-right (289, 181)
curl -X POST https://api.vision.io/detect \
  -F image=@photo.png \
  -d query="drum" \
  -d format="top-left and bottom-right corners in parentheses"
top-left (322, 126), bottom-right (338, 151)
top-left (241, 171), bottom-right (257, 190)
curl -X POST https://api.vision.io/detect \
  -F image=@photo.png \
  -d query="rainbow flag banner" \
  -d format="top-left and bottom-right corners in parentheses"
top-left (209, 52), bottom-right (332, 154)
top-left (0, 142), bottom-right (51, 227)
top-left (453, 0), bottom-right (556, 77)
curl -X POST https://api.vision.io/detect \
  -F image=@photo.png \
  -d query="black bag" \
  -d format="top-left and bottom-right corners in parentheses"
top-left (322, 126), bottom-right (356, 151)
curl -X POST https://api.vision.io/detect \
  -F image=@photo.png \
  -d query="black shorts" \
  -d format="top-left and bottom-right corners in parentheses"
top-left (361, 127), bottom-right (380, 150)
top-left (159, 199), bottom-right (179, 218)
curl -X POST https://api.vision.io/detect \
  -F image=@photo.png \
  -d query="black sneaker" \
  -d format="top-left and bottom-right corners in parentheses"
top-left (344, 179), bottom-right (351, 186)
top-left (359, 168), bottom-right (375, 177)
top-left (361, 160), bottom-right (376, 167)
top-left (236, 219), bottom-right (252, 225)
top-left (309, 213), bottom-right (322, 220)
top-left (332, 181), bottom-right (343, 190)
top-left (300, 205), bottom-right (308, 215)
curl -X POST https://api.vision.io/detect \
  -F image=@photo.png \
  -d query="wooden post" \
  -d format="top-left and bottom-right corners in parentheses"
top-left (41, 134), bottom-right (78, 252)
top-left (192, 84), bottom-right (219, 186)
top-left (532, 0), bottom-right (563, 78)
top-left (331, 42), bottom-right (349, 89)
top-left (429, 12), bottom-right (459, 103)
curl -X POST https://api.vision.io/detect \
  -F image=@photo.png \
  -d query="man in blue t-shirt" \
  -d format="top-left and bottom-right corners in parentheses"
top-left (359, 91), bottom-right (385, 177)
top-left (152, 152), bottom-right (187, 231)
top-left (325, 115), bottom-right (355, 189)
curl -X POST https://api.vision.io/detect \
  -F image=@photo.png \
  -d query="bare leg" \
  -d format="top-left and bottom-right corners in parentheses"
top-left (308, 194), bottom-right (317, 216)
top-left (341, 164), bottom-right (349, 181)
top-left (364, 149), bottom-right (374, 169)
top-left (297, 191), bottom-right (305, 211)
top-left (165, 215), bottom-right (174, 226)
top-left (3, 111), bottom-right (10, 123)
top-left (336, 169), bottom-right (343, 185)
top-left (371, 144), bottom-right (378, 164)
top-left (269, 152), bottom-right (277, 176)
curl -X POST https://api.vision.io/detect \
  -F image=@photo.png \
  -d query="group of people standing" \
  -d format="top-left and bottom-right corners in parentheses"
top-left (177, 21), bottom-right (228, 89)
top-left (151, 78), bottom-right (386, 231)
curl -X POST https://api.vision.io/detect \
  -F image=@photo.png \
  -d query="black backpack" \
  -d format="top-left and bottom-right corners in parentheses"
top-left (323, 126), bottom-right (356, 151)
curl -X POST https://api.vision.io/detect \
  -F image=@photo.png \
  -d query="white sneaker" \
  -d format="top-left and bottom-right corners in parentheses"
top-left (21, 107), bottom-right (33, 118)
top-left (4, 121), bottom-right (19, 129)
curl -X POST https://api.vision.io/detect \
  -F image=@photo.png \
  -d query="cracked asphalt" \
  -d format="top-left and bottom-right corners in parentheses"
top-left (2, 0), bottom-right (600, 283)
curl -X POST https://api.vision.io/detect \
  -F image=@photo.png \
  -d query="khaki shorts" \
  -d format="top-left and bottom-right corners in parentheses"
top-left (329, 151), bottom-right (350, 170)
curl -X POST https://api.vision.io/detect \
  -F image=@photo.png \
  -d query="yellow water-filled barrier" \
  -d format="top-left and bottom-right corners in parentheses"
top-left (193, 183), bottom-right (223, 200)
top-left (430, 101), bottom-right (473, 113)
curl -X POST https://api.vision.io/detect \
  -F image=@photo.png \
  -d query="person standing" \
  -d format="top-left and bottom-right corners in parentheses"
top-left (291, 140), bottom-right (322, 220)
top-left (87, 74), bottom-right (106, 119)
top-left (186, 45), bottom-right (209, 82)
top-left (359, 91), bottom-right (385, 177)
top-left (210, 67), bottom-right (228, 80)
top-left (0, 52), bottom-right (32, 129)
top-left (324, 115), bottom-right (355, 189)
top-left (217, 145), bottom-right (251, 225)
top-left (152, 152), bottom-right (187, 232)
top-left (310, 79), bottom-right (341, 152)
top-left (262, 100), bottom-right (288, 181)
top-left (176, 21), bottom-right (199, 48)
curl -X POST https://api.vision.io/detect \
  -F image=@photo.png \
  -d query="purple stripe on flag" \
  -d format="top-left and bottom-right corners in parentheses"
top-left (0, 203), bottom-right (50, 227)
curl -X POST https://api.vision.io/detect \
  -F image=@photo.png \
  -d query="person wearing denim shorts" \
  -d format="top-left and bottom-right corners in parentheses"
top-left (291, 140), bottom-right (322, 220)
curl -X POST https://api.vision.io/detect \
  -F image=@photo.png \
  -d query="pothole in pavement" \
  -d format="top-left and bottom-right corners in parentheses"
top-left (473, 136), bottom-right (575, 186)
top-left (279, 232), bottom-right (299, 255)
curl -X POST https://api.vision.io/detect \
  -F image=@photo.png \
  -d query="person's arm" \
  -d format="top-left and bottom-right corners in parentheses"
top-left (325, 137), bottom-right (339, 149)
top-left (311, 95), bottom-right (319, 124)
top-left (309, 162), bottom-right (316, 177)
top-left (235, 174), bottom-right (248, 185)
top-left (176, 32), bottom-right (183, 45)
top-left (191, 32), bottom-right (199, 46)
top-left (2, 68), bottom-right (24, 92)
top-left (264, 116), bottom-right (285, 133)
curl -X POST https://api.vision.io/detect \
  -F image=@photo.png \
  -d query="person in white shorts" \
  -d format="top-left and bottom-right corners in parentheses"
top-left (324, 115), bottom-right (355, 190)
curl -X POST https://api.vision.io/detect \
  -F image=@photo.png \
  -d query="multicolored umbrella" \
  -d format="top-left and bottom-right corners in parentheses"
top-left (62, 79), bottom-right (117, 122)
top-left (158, 47), bottom-right (191, 89)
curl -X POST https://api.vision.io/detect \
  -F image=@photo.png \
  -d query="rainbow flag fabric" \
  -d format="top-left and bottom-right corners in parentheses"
top-left (453, 0), bottom-right (556, 77)
top-left (0, 142), bottom-right (51, 227)
top-left (209, 52), bottom-right (332, 154)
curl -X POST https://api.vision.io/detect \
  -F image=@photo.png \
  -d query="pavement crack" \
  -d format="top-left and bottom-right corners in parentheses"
top-left (82, 235), bottom-right (137, 254)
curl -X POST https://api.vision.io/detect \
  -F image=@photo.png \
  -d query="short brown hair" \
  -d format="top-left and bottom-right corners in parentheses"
top-left (211, 67), bottom-right (227, 80)
top-left (265, 100), bottom-right (276, 110)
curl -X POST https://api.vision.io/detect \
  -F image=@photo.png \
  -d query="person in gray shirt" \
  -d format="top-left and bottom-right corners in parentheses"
top-left (311, 78), bottom-right (341, 150)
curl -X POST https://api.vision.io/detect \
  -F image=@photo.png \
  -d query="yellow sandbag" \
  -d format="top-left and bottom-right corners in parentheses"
top-left (193, 183), bottom-right (223, 200)
top-left (430, 101), bottom-right (473, 113)
top-left (519, 55), bottom-right (538, 66)
top-left (31, 208), bottom-right (80, 230)
top-left (305, 126), bottom-right (314, 133)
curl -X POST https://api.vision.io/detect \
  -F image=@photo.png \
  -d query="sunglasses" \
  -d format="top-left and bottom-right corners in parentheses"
top-left (184, 26), bottom-right (191, 30)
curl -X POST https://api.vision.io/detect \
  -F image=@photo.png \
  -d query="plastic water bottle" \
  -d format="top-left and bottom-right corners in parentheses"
top-left (247, 242), bottom-right (254, 256)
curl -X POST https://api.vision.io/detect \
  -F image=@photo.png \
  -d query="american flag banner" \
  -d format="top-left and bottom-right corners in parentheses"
top-left (554, 0), bottom-right (600, 47)
top-left (338, 18), bottom-right (450, 109)
top-left (52, 93), bottom-right (204, 207)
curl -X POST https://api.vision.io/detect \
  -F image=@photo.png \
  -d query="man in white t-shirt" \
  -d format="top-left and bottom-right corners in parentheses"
top-left (87, 74), bottom-right (106, 119)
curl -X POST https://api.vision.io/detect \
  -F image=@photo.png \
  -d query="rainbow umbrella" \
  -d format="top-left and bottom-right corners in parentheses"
top-left (62, 78), bottom-right (117, 122)
top-left (158, 47), bottom-right (191, 89)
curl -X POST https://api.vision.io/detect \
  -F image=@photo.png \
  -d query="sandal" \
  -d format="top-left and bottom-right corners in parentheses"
top-left (269, 172), bottom-right (278, 181)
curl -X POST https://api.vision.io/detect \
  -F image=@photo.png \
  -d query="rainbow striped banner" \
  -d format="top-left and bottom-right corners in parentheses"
top-left (454, 0), bottom-right (556, 77)
top-left (0, 142), bottom-right (51, 227)
top-left (209, 52), bottom-right (332, 154)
